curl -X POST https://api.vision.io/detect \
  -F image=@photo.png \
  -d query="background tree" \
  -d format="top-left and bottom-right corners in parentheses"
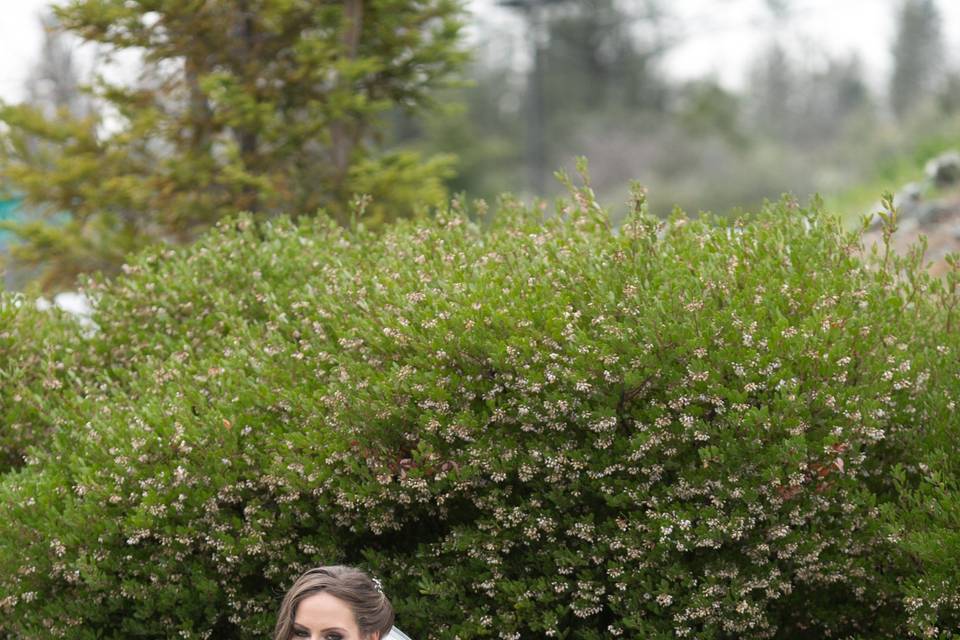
top-left (540, 0), bottom-right (667, 114)
top-left (394, 62), bottom-right (527, 200)
top-left (0, 0), bottom-right (465, 290)
top-left (797, 55), bottom-right (871, 145)
top-left (411, 0), bottom-right (669, 200)
top-left (536, 0), bottom-right (668, 188)
top-left (746, 42), bottom-right (797, 141)
top-left (890, 0), bottom-right (944, 119)
top-left (25, 11), bottom-right (92, 121)
top-left (0, 10), bottom-right (99, 289)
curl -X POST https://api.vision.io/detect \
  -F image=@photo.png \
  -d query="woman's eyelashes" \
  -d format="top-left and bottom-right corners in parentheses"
top-left (291, 630), bottom-right (344, 640)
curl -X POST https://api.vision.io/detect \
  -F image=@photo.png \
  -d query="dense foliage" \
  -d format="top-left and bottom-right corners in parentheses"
top-left (0, 295), bottom-right (89, 474)
top-left (1, 183), bottom-right (958, 639)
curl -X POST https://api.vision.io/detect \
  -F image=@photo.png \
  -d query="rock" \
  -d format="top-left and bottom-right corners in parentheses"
top-left (898, 216), bottom-right (919, 233)
top-left (924, 150), bottom-right (960, 187)
top-left (915, 201), bottom-right (950, 225)
top-left (894, 181), bottom-right (923, 210)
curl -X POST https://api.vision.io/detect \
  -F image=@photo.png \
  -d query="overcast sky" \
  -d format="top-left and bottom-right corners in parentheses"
top-left (2, 0), bottom-right (960, 103)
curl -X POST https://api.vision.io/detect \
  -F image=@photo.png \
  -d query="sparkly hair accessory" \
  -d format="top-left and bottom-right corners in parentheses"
top-left (371, 576), bottom-right (384, 593)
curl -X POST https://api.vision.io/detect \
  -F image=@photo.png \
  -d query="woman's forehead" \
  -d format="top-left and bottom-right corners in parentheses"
top-left (295, 591), bottom-right (357, 628)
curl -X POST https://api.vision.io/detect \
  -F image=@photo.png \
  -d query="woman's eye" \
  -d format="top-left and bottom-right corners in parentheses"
top-left (293, 630), bottom-right (310, 638)
top-left (324, 634), bottom-right (343, 640)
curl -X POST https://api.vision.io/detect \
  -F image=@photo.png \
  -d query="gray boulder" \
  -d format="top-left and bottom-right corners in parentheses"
top-left (924, 150), bottom-right (960, 187)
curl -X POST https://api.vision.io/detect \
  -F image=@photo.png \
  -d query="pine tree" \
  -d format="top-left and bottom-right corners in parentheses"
top-left (747, 42), bottom-right (796, 141)
top-left (25, 11), bottom-right (92, 120)
top-left (498, 0), bottom-right (668, 194)
top-left (0, 0), bottom-right (465, 290)
top-left (890, 0), bottom-right (943, 119)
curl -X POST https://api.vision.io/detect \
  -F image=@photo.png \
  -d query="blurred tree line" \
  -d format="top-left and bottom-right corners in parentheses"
top-left (403, 0), bottom-right (959, 215)
top-left (1, 0), bottom-right (959, 290)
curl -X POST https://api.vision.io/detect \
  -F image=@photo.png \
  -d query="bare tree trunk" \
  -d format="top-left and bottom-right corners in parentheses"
top-left (233, 2), bottom-right (261, 214)
top-left (330, 0), bottom-right (364, 206)
top-left (342, 0), bottom-right (363, 58)
top-left (185, 58), bottom-right (212, 152)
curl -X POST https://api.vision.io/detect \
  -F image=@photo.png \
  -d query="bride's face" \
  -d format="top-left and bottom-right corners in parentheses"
top-left (292, 592), bottom-right (379, 640)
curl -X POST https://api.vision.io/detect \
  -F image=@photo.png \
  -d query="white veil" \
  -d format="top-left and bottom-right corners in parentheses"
top-left (384, 627), bottom-right (412, 640)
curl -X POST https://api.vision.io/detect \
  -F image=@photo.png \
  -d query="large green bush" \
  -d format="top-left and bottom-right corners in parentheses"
top-left (1, 183), bottom-right (958, 639)
top-left (887, 254), bottom-right (960, 639)
top-left (0, 294), bottom-right (90, 474)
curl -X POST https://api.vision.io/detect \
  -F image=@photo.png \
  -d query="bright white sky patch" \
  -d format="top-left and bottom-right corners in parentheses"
top-left (0, 0), bottom-right (57, 102)
top-left (2, 0), bottom-right (960, 102)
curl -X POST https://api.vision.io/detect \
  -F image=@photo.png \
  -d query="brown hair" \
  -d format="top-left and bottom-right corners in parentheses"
top-left (273, 565), bottom-right (394, 640)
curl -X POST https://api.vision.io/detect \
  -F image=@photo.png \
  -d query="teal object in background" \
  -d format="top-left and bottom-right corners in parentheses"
top-left (0, 197), bottom-right (24, 248)
top-left (0, 197), bottom-right (21, 216)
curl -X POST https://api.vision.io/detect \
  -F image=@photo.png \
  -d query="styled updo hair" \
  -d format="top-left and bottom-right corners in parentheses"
top-left (273, 565), bottom-right (395, 640)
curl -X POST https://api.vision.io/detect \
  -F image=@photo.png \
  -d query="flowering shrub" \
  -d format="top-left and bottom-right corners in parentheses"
top-left (887, 254), bottom-right (960, 640)
top-left (0, 294), bottom-right (89, 474)
top-left (0, 182), bottom-right (958, 639)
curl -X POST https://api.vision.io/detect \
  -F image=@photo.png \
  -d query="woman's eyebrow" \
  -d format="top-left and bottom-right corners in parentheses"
top-left (292, 622), bottom-right (349, 633)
